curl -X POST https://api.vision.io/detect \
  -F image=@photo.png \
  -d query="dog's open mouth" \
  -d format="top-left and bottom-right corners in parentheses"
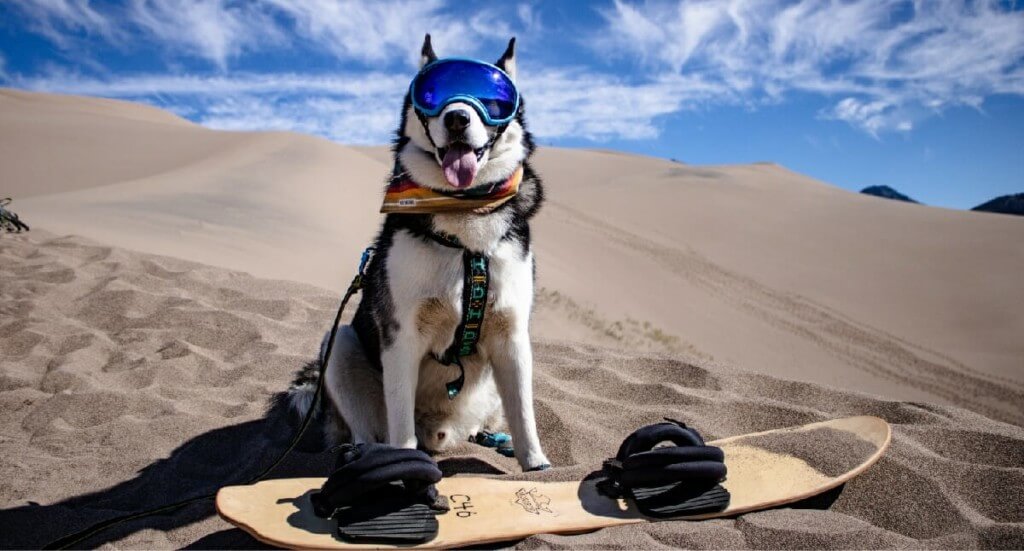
top-left (437, 143), bottom-right (487, 189)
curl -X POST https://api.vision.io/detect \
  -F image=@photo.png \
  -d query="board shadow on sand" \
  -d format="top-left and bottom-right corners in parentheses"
top-left (0, 406), bottom-right (332, 549)
top-left (0, 403), bottom-right (515, 550)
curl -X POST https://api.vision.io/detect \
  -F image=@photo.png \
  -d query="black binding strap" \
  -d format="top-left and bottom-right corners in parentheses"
top-left (313, 443), bottom-right (448, 544)
top-left (600, 418), bottom-right (730, 518)
top-left (312, 444), bottom-right (445, 517)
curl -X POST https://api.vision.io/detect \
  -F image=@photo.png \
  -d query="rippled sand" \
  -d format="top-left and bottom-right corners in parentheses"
top-left (1, 232), bottom-right (1021, 549)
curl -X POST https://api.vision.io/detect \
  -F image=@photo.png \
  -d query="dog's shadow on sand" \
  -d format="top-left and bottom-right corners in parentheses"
top-left (0, 405), bottom-right (511, 550)
top-left (0, 405), bottom-right (338, 550)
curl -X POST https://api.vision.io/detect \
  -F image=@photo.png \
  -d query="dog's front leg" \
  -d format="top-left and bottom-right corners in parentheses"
top-left (381, 337), bottom-right (423, 449)
top-left (491, 331), bottom-right (550, 470)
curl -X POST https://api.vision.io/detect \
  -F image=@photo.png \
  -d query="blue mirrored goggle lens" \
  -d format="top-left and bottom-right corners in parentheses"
top-left (412, 60), bottom-right (518, 122)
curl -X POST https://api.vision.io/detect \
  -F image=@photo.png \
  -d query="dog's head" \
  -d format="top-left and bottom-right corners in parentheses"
top-left (397, 34), bottom-right (531, 192)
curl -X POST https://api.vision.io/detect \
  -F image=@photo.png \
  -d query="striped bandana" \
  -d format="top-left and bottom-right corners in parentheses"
top-left (380, 166), bottom-right (523, 214)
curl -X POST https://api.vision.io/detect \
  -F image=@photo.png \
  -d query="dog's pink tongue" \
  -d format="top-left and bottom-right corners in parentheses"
top-left (442, 144), bottom-right (477, 188)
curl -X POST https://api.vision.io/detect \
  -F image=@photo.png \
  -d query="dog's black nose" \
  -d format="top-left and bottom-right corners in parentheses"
top-left (444, 109), bottom-right (471, 134)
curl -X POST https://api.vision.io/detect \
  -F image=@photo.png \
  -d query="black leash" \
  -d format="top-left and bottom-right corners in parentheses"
top-left (1, 197), bottom-right (30, 233)
top-left (43, 247), bottom-right (376, 550)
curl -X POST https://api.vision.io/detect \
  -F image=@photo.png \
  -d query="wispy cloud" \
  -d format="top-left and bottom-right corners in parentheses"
top-left (597, 0), bottom-right (1024, 135)
top-left (523, 70), bottom-right (727, 140)
top-left (128, 0), bottom-right (287, 70)
top-left (16, 71), bottom-right (407, 97)
top-left (6, 0), bottom-right (1024, 141)
top-left (10, 0), bottom-right (527, 70)
top-left (198, 95), bottom-right (401, 144)
top-left (7, 0), bottom-right (118, 48)
top-left (12, 68), bottom-right (716, 143)
top-left (11, 0), bottom-right (280, 68)
top-left (13, 71), bottom-right (408, 143)
top-left (265, 0), bottom-right (478, 67)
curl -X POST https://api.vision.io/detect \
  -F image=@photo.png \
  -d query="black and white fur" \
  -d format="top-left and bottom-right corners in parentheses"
top-left (283, 36), bottom-right (549, 471)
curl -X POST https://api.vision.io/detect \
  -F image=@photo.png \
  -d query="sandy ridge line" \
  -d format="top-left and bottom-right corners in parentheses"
top-left (546, 201), bottom-right (1024, 426)
top-left (774, 288), bottom-right (1024, 390)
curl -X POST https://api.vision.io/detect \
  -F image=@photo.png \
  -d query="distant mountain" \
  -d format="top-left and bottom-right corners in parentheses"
top-left (860, 185), bottom-right (918, 204)
top-left (972, 193), bottom-right (1024, 217)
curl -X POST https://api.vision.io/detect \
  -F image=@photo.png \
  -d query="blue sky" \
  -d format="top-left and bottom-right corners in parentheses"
top-left (1, 0), bottom-right (1022, 209)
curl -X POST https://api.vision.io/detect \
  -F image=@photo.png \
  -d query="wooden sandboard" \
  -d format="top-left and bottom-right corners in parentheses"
top-left (217, 415), bottom-right (891, 549)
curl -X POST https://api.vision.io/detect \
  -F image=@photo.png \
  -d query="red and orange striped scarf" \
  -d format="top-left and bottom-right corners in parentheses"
top-left (380, 166), bottom-right (523, 214)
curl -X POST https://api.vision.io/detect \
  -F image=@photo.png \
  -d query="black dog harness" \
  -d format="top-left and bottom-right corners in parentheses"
top-left (424, 231), bottom-right (489, 399)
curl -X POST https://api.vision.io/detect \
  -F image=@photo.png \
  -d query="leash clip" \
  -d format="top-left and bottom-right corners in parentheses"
top-left (358, 246), bottom-right (376, 274)
top-left (351, 246), bottom-right (376, 290)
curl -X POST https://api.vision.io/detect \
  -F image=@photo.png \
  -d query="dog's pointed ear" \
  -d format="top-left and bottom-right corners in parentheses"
top-left (495, 37), bottom-right (516, 81)
top-left (420, 34), bottom-right (438, 68)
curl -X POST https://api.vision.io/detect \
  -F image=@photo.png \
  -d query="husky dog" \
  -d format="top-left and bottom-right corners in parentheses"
top-left (283, 35), bottom-right (549, 471)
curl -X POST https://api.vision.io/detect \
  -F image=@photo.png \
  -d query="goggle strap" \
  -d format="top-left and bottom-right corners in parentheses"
top-left (414, 109), bottom-right (439, 151)
top-left (412, 105), bottom-right (511, 156)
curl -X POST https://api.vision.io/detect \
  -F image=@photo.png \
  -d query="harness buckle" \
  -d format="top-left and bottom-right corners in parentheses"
top-left (358, 246), bottom-right (376, 275)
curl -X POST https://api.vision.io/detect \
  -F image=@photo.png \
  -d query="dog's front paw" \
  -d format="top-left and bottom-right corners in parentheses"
top-left (520, 451), bottom-right (551, 472)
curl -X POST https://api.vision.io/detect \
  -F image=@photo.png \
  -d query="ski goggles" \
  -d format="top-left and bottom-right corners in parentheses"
top-left (410, 58), bottom-right (520, 126)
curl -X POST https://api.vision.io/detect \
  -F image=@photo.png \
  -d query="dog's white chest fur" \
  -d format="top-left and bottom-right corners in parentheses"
top-left (371, 227), bottom-right (534, 452)
top-left (386, 225), bottom-right (534, 360)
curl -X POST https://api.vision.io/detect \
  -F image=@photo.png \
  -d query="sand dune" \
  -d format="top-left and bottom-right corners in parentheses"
top-left (4, 89), bottom-right (384, 291)
top-left (1, 91), bottom-right (1023, 548)
top-left (1, 231), bottom-right (1022, 549)
top-left (2, 89), bottom-right (222, 198)
top-left (6, 90), bottom-right (1022, 424)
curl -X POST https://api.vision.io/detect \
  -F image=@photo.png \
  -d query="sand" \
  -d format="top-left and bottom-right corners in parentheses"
top-left (2, 89), bottom-right (1024, 548)
top-left (2, 231), bottom-right (1022, 549)
top-left (7, 90), bottom-right (1023, 422)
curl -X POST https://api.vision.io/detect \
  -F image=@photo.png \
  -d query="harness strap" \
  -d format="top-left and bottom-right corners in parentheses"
top-left (424, 230), bottom-right (463, 249)
top-left (432, 247), bottom-right (489, 399)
